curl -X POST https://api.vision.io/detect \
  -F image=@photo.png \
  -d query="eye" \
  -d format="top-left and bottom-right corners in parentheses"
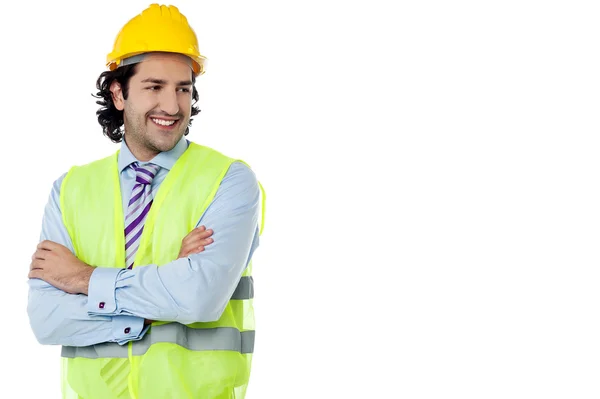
top-left (178, 88), bottom-right (191, 93)
top-left (146, 86), bottom-right (161, 91)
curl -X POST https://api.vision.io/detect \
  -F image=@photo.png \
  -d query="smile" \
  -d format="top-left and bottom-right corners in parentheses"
top-left (151, 118), bottom-right (177, 126)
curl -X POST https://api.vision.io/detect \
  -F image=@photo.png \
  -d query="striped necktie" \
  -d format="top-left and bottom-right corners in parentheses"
top-left (125, 162), bottom-right (161, 269)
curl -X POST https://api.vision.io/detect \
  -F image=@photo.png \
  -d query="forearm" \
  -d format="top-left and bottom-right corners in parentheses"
top-left (87, 161), bottom-right (261, 324)
top-left (29, 172), bottom-right (147, 346)
top-left (27, 278), bottom-right (147, 346)
top-left (87, 240), bottom-right (257, 324)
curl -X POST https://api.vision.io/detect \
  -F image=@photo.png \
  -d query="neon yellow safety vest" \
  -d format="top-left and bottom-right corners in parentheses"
top-left (58, 142), bottom-right (265, 399)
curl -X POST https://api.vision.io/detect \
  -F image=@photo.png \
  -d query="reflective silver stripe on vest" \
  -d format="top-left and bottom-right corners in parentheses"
top-left (61, 325), bottom-right (255, 359)
top-left (62, 340), bottom-right (130, 359)
top-left (232, 276), bottom-right (254, 300)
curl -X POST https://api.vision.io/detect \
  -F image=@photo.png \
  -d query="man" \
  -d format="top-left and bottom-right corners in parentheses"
top-left (26, 4), bottom-right (264, 399)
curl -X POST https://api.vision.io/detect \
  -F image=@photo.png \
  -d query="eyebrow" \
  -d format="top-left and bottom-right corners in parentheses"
top-left (141, 78), bottom-right (193, 86)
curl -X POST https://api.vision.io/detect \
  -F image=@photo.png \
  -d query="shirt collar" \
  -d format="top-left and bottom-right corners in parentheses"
top-left (118, 135), bottom-right (189, 173)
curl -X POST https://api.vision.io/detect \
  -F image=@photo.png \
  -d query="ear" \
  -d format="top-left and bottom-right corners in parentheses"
top-left (110, 81), bottom-right (125, 111)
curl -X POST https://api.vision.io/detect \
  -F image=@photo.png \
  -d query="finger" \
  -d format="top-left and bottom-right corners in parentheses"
top-left (189, 228), bottom-right (213, 239)
top-left (183, 236), bottom-right (214, 250)
top-left (37, 249), bottom-right (56, 261)
top-left (33, 249), bottom-right (47, 261)
top-left (192, 245), bottom-right (207, 254)
top-left (180, 240), bottom-right (209, 256)
top-left (30, 259), bottom-right (43, 271)
top-left (37, 240), bottom-right (58, 251)
top-left (190, 235), bottom-right (214, 245)
top-left (28, 269), bottom-right (43, 280)
top-left (198, 229), bottom-right (214, 238)
top-left (180, 241), bottom-right (204, 255)
top-left (199, 237), bottom-right (214, 246)
top-left (182, 226), bottom-right (205, 243)
top-left (182, 246), bottom-right (205, 257)
top-left (187, 229), bottom-right (214, 240)
top-left (182, 230), bottom-right (213, 246)
top-left (185, 226), bottom-right (205, 237)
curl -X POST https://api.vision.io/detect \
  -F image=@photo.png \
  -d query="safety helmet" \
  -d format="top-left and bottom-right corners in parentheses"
top-left (106, 4), bottom-right (207, 76)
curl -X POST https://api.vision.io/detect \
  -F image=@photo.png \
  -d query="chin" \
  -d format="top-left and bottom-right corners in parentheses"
top-left (152, 135), bottom-right (182, 152)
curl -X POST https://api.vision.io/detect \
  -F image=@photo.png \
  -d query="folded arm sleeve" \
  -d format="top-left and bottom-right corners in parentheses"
top-left (86, 162), bottom-right (261, 325)
top-left (27, 173), bottom-right (148, 346)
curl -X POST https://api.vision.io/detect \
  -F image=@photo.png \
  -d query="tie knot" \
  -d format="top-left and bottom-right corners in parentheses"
top-left (133, 163), bottom-right (160, 185)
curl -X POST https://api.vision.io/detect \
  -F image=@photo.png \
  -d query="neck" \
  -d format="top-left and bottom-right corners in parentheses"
top-left (124, 136), bottom-right (158, 162)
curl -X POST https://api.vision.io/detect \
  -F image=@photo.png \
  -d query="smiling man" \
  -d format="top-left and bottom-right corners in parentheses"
top-left (26, 4), bottom-right (264, 399)
top-left (113, 52), bottom-right (197, 161)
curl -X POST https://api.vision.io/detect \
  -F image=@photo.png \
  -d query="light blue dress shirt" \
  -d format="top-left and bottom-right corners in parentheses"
top-left (27, 136), bottom-right (260, 347)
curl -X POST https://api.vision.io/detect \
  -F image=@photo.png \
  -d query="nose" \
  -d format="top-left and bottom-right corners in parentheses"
top-left (159, 89), bottom-right (179, 115)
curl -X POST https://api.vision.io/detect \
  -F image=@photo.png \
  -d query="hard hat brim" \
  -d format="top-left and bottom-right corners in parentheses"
top-left (107, 51), bottom-right (206, 76)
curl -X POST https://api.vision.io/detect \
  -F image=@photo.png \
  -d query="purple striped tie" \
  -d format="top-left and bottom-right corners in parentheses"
top-left (124, 162), bottom-right (161, 269)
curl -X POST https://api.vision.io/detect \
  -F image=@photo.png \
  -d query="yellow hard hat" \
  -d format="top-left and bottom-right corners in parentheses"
top-left (106, 4), bottom-right (207, 76)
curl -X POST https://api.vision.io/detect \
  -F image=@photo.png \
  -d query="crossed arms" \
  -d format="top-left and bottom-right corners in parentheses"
top-left (27, 162), bottom-right (260, 347)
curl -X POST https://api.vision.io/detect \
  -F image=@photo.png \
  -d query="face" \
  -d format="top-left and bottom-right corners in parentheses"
top-left (111, 53), bottom-right (194, 161)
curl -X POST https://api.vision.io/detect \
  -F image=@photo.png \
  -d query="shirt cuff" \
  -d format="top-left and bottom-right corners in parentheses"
top-left (87, 267), bottom-right (124, 316)
top-left (111, 315), bottom-right (148, 345)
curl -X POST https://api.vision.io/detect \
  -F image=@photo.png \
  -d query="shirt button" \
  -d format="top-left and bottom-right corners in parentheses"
top-left (99, 302), bottom-right (105, 309)
top-left (124, 327), bottom-right (131, 334)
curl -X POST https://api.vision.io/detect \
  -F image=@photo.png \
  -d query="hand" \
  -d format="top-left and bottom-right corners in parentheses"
top-left (178, 226), bottom-right (214, 259)
top-left (29, 240), bottom-right (96, 295)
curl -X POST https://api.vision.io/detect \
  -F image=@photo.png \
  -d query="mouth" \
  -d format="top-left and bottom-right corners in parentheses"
top-left (149, 117), bottom-right (180, 130)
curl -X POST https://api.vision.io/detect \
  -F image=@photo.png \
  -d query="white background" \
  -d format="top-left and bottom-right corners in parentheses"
top-left (1, 0), bottom-right (600, 398)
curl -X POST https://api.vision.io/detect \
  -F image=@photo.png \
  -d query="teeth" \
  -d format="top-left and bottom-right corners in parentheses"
top-left (152, 118), bottom-right (176, 126)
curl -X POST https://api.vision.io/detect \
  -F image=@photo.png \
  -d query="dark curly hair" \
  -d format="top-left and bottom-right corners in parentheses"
top-left (92, 64), bottom-right (201, 143)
